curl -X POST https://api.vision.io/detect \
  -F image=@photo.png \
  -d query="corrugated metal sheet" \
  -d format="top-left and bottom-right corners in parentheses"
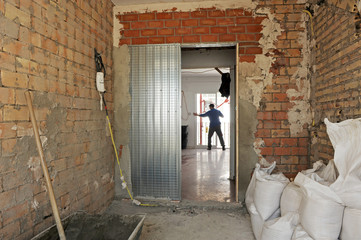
top-left (130, 44), bottom-right (181, 200)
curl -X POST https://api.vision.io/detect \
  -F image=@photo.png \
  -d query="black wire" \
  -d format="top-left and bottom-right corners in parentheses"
top-left (101, 92), bottom-right (108, 116)
top-left (94, 48), bottom-right (106, 78)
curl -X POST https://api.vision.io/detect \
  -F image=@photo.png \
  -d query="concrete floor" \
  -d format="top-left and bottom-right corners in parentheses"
top-left (105, 200), bottom-right (255, 240)
top-left (103, 149), bottom-right (252, 240)
top-left (181, 149), bottom-right (235, 202)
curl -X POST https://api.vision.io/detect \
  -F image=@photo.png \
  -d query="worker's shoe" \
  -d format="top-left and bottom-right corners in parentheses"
top-left (222, 146), bottom-right (226, 151)
top-left (207, 147), bottom-right (211, 150)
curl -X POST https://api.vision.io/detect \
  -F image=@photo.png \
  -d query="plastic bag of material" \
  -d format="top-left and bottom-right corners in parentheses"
top-left (301, 160), bottom-right (325, 176)
top-left (318, 159), bottom-right (338, 183)
top-left (249, 203), bottom-right (264, 240)
top-left (249, 203), bottom-right (280, 240)
top-left (245, 162), bottom-right (276, 211)
top-left (254, 171), bottom-right (289, 220)
top-left (295, 172), bottom-right (345, 240)
top-left (340, 207), bottom-right (361, 240)
top-left (261, 212), bottom-right (299, 240)
top-left (280, 182), bottom-right (303, 216)
top-left (325, 118), bottom-right (361, 209)
top-left (291, 225), bottom-right (313, 240)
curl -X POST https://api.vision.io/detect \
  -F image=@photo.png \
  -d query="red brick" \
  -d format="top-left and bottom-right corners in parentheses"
top-left (264, 120), bottom-right (281, 129)
top-left (132, 38), bottom-right (148, 44)
top-left (200, 19), bottom-right (216, 26)
top-left (131, 22), bottom-right (147, 29)
top-left (257, 112), bottom-right (273, 120)
top-left (148, 21), bottom-right (164, 28)
top-left (183, 35), bottom-right (200, 43)
top-left (210, 27), bottom-right (227, 34)
top-left (264, 138), bottom-right (280, 147)
top-left (255, 129), bottom-right (271, 137)
top-left (119, 39), bottom-right (131, 45)
top-left (291, 147), bottom-right (308, 156)
top-left (236, 17), bottom-right (254, 24)
top-left (193, 27), bottom-right (209, 34)
top-left (158, 28), bottom-right (174, 35)
top-left (272, 129), bottom-right (290, 138)
top-left (141, 29), bottom-right (157, 36)
top-left (281, 138), bottom-right (298, 147)
top-left (274, 147), bottom-right (291, 155)
top-left (217, 18), bottom-right (235, 25)
top-left (226, 9), bottom-right (244, 16)
top-left (245, 47), bottom-right (262, 54)
top-left (237, 34), bottom-right (255, 41)
top-left (165, 20), bottom-right (180, 28)
top-left (0, 87), bottom-right (15, 104)
top-left (254, 17), bottom-right (267, 24)
top-left (0, 123), bottom-right (17, 139)
top-left (299, 138), bottom-right (308, 147)
top-left (201, 35), bottom-right (218, 42)
top-left (123, 14), bottom-right (138, 21)
top-left (209, 10), bottom-right (225, 17)
top-left (139, 12), bottom-right (155, 20)
top-left (123, 30), bottom-right (139, 37)
top-left (121, 22), bottom-right (130, 29)
top-left (176, 28), bottom-right (192, 35)
top-left (157, 12), bottom-right (173, 19)
top-left (182, 19), bottom-right (198, 27)
top-left (273, 112), bottom-right (288, 120)
top-left (219, 34), bottom-right (236, 42)
top-left (244, 10), bottom-right (253, 16)
top-left (174, 12), bottom-right (190, 19)
top-left (247, 25), bottom-right (263, 33)
top-left (228, 26), bottom-right (246, 33)
top-left (261, 147), bottom-right (273, 155)
top-left (281, 156), bottom-right (299, 164)
top-left (149, 37), bottom-right (165, 44)
top-left (191, 10), bottom-right (207, 18)
top-left (166, 36), bottom-right (182, 43)
top-left (273, 93), bottom-right (289, 102)
top-left (239, 55), bottom-right (255, 62)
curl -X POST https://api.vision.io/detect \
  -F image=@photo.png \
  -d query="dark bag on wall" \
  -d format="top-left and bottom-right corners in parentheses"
top-left (219, 73), bottom-right (231, 99)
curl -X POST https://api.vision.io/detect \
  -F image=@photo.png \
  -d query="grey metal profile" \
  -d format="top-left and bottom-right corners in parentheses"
top-left (129, 44), bottom-right (181, 200)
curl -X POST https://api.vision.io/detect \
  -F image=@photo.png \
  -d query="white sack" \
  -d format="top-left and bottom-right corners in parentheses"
top-left (301, 160), bottom-right (325, 176)
top-left (280, 182), bottom-right (302, 216)
top-left (249, 204), bottom-right (280, 240)
top-left (245, 162), bottom-right (276, 211)
top-left (295, 172), bottom-right (344, 240)
top-left (340, 207), bottom-right (361, 240)
top-left (261, 212), bottom-right (299, 240)
top-left (325, 118), bottom-right (361, 209)
top-left (249, 203), bottom-right (264, 240)
top-left (291, 225), bottom-right (313, 240)
top-left (318, 159), bottom-right (338, 183)
top-left (254, 171), bottom-right (289, 220)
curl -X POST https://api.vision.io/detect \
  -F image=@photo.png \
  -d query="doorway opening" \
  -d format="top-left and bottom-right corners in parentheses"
top-left (180, 46), bottom-right (236, 202)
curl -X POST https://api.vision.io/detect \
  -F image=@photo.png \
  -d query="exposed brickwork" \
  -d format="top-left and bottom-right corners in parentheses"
top-left (0, 0), bottom-right (114, 239)
top-left (310, 4), bottom-right (361, 163)
top-left (116, 2), bottom-right (308, 178)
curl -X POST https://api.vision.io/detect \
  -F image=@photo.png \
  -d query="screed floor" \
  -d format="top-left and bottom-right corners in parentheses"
top-left (181, 149), bottom-right (235, 202)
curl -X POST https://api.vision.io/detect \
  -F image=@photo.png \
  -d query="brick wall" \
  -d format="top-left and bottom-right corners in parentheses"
top-left (310, 3), bottom-right (361, 163)
top-left (0, 0), bottom-right (114, 239)
top-left (115, 0), bottom-right (309, 177)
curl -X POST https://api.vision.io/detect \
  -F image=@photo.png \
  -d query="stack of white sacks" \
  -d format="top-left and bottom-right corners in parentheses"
top-left (245, 118), bottom-right (361, 240)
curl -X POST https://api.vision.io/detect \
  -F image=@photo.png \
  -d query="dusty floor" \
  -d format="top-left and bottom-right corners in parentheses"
top-left (105, 199), bottom-right (255, 240)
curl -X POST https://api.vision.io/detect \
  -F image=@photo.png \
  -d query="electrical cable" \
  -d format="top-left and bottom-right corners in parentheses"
top-left (303, 10), bottom-right (314, 36)
top-left (101, 93), bottom-right (157, 207)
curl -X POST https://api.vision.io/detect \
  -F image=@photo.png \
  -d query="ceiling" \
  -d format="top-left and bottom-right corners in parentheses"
top-left (111, 0), bottom-right (209, 6)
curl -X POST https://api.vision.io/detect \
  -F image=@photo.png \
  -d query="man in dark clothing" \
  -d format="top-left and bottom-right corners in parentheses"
top-left (193, 104), bottom-right (225, 151)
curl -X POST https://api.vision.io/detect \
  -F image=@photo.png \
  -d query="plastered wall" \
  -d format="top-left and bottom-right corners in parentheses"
top-left (0, 0), bottom-right (114, 238)
top-left (113, 0), bottom-right (312, 201)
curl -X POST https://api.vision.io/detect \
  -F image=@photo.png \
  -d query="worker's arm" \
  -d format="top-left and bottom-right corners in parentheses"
top-left (193, 113), bottom-right (200, 116)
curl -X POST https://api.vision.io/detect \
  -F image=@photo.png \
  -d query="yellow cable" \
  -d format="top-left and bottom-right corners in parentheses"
top-left (303, 10), bottom-right (314, 36)
top-left (106, 115), bottom-right (158, 207)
